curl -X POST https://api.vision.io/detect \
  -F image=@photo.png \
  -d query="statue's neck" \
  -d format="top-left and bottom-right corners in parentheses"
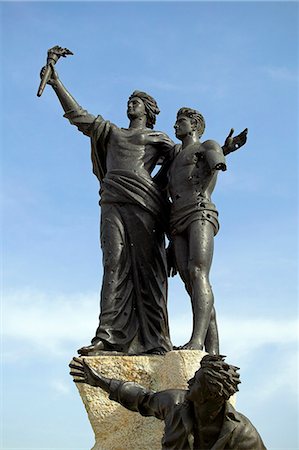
top-left (182, 133), bottom-right (200, 149)
top-left (129, 116), bottom-right (147, 129)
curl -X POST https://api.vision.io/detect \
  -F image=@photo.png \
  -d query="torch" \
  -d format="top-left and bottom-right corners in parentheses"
top-left (37, 45), bottom-right (73, 97)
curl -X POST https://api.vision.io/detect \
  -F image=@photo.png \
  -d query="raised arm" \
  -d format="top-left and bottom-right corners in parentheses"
top-left (40, 65), bottom-right (96, 136)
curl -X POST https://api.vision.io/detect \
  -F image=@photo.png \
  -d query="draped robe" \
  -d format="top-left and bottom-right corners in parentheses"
top-left (64, 109), bottom-right (172, 353)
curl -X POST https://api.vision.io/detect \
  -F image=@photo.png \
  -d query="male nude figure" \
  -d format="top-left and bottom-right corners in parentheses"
top-left (168, 108), bottom-right (247, 353)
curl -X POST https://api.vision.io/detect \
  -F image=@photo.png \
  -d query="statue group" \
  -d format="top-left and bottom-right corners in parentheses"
top-left (40, 47), bottom-right (265, 449)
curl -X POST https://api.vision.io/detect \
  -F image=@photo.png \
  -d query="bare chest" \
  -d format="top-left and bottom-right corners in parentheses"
top-left (106, 127), bottom-right (159, 171)
top-left (169, 147), bottom-right (209, 188)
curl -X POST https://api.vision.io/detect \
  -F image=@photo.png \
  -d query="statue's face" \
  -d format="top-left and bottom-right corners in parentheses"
top-left (127, 97), bottom-right (146, 120)
top-left (186, 370), bottom-right (210, 404)
top-left (174, 115), bottom-right (193, 140)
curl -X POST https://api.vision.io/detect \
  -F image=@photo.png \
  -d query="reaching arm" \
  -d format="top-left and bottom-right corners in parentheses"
top-left (40, 65), bottom-right (96, 136)
top-left (69, 358), bottom-right (167, 419)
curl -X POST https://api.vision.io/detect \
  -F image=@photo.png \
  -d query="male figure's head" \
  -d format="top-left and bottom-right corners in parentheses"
top-left (174, 107), bottom-right (205, 141)
top-left (127, 90), bottom-right (160, 128)
top-left (187, 355), bottom-right (241, 405)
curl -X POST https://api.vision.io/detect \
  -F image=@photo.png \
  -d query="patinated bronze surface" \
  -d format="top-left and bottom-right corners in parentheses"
top-left (69, 355), bottom-right (266, 450)
top-left (39, 49), bottom-right (247, 357)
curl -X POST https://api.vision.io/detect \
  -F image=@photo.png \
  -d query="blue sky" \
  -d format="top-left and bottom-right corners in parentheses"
top-left (1, 1), bottom-right (298, 449)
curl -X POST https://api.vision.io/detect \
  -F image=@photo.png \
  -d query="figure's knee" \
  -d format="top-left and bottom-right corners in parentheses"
top-left (188, 263), bottom-right (209, 283)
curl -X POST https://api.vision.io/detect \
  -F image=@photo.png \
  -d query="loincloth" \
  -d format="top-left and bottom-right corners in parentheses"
top-left (170, 200), bottom-right (219, 236)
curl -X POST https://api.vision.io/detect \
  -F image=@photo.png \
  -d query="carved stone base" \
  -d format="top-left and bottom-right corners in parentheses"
top-left (71, 350), bottom-right (234, 450)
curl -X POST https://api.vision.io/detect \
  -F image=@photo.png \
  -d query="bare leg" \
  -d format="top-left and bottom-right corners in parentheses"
top-left (186, 220), bottom-right (214, 350)
top-left (172, 222), bottom-right (218, 352)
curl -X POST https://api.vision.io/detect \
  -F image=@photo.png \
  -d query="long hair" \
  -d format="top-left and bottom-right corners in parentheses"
top-left (128, 90), bottom-right (160, 129)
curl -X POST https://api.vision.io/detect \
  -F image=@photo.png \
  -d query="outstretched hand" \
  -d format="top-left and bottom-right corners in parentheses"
top-left (69, 357), bottom-right (101, 387)
top-left (222, 128), bottom-right (248, 156)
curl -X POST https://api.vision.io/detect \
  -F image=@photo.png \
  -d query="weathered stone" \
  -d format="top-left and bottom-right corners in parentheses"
top-left (71, 350), bottom-right (235, 450)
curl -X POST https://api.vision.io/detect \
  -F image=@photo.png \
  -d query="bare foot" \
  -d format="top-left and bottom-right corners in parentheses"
top-left (146, 347), bottom-right (167, 355)
top-left (174, 341), bottom-right (204, 351)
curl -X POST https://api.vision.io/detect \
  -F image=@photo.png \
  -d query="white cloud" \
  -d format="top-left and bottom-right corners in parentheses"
top-left (220, 316), bottom-right (298, 358)
top-left (3, 289), bottom-right (298, 363)
top-left (170, 313), bottom-right (298, 355)
top-left (2, 288), bottom-right (100, 359)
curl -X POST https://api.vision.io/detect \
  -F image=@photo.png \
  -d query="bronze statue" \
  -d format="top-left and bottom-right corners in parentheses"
top-left (39, 48), bottom-right (247, 357)
top-left (40, 60), bottom-right (174, 355)
top-left (167, 108), bottom-right (247, 353)
top-left (70, 355), bottom-right (266, 450)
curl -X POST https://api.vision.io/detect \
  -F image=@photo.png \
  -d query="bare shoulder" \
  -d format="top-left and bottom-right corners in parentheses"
top-left (202, 139), bottom-right (222, 152)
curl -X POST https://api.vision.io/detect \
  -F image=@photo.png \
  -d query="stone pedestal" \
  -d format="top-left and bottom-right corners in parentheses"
top-left (71, 350), bottom-right (234, 450)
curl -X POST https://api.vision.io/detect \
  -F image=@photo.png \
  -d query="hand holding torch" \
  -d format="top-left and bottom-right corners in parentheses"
top-left (37, 45), bottom-right (73, 97)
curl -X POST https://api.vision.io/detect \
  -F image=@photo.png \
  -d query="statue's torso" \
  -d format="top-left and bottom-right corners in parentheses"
top-left (105, 126), bottom-right (165, 179)
top-left (169, 143), bottom-right (217, 206)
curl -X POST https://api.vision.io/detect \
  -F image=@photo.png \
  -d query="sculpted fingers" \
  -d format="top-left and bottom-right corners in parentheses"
top-left (69, 358), bottom-right (86, 380)
top-left (69, 363), bottom-right (84, 371)
top-left (40, 66), bottom-right (47, 80)
top-left (73, 356), bottom-right (84, 364)
top-left (39, 64), bottom-right (58, 86)
top-left (70, 360), bottom-right (88, 384)
top-left (148, 132), bottom-right (174, 146)
top-left (70, 370), bottom-right (85, 378)
top-left (234, 128), bottom-right (248, 148)
top-left (163, 136), bottom-right (175, 146)
top-left (69, 357), bottom-right (84, 368)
